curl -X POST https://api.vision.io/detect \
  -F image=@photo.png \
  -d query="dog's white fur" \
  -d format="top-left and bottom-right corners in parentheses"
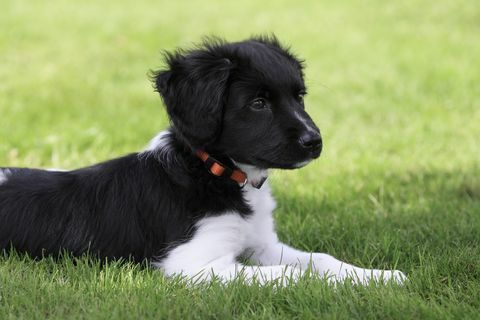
top-left (149, 137), bottom-right (406, 285)
top-left (0, 169), bottom-right (10, 185)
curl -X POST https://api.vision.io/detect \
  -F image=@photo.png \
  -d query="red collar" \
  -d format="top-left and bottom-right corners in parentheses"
top-left (195, 150), bottom-right (248, 188)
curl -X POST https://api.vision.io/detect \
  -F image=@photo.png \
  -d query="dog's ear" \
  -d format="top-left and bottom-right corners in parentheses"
top-left (154, 69), bottom-right (172, 97)
top-left (152, 42), bottom-right (233, 149)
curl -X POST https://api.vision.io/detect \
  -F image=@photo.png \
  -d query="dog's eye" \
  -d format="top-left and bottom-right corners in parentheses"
top-left (249, 98), bottom-right (267, 110)
top-left (297, 91), bottom-right (306, 103)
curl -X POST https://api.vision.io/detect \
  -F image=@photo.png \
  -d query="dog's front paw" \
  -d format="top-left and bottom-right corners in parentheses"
top-left (363, 269), bottom-right (407, 285)
top-left (332, 268), bottom-right (407, 285)
top-left (388, 270), bottom-right (407, 284)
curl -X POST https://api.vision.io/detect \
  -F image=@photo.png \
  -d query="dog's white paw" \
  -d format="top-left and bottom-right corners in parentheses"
top-left (331, 269), bottom-right (407, 285)
top-left (369, 269), bottom-right (407, 284)
top-left (356, 269), bottom-right (407, 285)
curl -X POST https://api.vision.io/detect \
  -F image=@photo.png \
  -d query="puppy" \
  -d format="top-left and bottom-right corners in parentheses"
top-left (0, 36), bottom-right (405, 284)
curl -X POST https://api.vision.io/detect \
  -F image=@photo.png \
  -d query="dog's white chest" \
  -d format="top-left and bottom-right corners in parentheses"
top-left (241, 182), bottom-right (278, 251)
top-left (243, 182), bottom-right (276, 215)
top-left (157, 181), bottom-right (278, 276)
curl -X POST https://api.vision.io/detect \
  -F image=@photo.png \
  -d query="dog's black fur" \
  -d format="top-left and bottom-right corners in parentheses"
top-left (0, 36), bottom-right (321, 262)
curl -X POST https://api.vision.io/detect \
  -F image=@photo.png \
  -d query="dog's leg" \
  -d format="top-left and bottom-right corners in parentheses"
top-left (248, 236), bottom-right (406, 285)
top-left (153, 213), bottom-right (302, 285)
top-left (158, 252), bottom-right (301, 285)
top-left (203, 261), bottom-right (303, 285)
top-left (241, 189), bottom-right (406, 284)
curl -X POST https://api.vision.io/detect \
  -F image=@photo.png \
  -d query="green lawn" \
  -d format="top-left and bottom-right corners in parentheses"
top-left (1, 0), bottom-right (479, 318)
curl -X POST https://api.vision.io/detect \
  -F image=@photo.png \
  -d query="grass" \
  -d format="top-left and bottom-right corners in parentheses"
top-left (1, 0), bottom-right (479, 318)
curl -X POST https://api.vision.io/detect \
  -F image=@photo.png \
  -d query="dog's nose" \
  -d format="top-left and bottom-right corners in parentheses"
top-left (299, 132), bottom-right (322, 153)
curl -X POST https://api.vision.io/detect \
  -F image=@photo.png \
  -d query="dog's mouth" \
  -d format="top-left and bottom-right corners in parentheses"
top-left (250, 143), bottom-right (322, 169)
top-left (252, 156), bottom-right (316, 170)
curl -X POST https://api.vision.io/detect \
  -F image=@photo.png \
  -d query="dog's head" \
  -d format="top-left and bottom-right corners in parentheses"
top-left (153, 36), bottom-right (321, 169)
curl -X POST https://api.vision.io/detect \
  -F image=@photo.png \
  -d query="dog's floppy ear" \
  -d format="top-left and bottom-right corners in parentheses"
top-left (152, 41), bottom-right (233, 149)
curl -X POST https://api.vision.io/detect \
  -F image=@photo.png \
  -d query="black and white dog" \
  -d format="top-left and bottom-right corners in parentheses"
top-left (0, 36), bottom-right (405, 284)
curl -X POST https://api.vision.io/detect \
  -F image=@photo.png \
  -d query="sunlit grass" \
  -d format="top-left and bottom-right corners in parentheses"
top-left (1, 0), bottom-right (479, 318)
